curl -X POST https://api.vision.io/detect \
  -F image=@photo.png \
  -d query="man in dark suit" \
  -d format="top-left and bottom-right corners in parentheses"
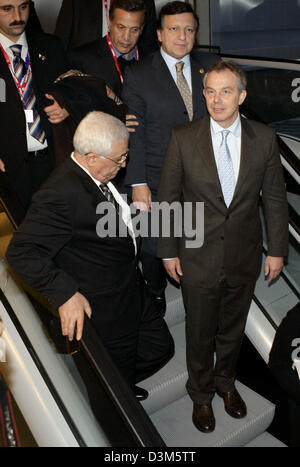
top-left (121, 1), bottom-right (219, 309)
top-left (55, 0), bottom-right (158, 57)
top-left (67, 0), bottom-right (147, 98)
top-left (6, 111), bottom-right (174, 402)
top-left (0, 0), bottom-right (69, 210)
top-left (157, 60), bottom-right (289, 432)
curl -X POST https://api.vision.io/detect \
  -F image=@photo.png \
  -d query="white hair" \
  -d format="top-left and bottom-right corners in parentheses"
top-left (73, 111), bottom-right (129, 157)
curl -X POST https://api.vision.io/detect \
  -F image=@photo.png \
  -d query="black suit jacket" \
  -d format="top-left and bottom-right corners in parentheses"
top-left (121, 50), bottom-right (219, 192)
top-left (0, 31), bottom-right (69, 190)
top-left (6, 158), bottom-right (137, 315)
top-left (157, 116), bottom-right (289, 287)
top-left (68, 36), bottom-right (126, 97)
top-left (55, 0), bottom-right (158, 56)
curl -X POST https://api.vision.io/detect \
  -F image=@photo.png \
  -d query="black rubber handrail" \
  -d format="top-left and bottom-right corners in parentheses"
top-left (221, 53), bottom-right (300, 65)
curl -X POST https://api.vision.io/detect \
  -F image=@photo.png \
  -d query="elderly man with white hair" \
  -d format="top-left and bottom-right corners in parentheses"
top-left (6, 111), bottom-right (174, 406)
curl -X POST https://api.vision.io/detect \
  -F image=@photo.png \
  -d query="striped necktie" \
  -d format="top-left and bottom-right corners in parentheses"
top-left (10, 44), bottom-right (46, 144)
top-left (175, 61), bottom-right (193, 121)
top-left (217, 130), bottom-right (235, 207)
top-left (100, 183), bottom-right (118, 210)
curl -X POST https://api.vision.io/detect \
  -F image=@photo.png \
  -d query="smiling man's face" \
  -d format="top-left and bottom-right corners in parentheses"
top-left (157, 12), bottom-right (196, 60)
top-left (203, 69), bottom-right (247, 128)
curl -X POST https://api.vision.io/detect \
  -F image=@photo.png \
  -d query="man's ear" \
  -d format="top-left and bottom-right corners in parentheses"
top-left (85, 153), bottom-right (97, 167)
top-left (239, 89), bottom-right (247, 106)
top-left (157, 28), bottom-right (162, 43)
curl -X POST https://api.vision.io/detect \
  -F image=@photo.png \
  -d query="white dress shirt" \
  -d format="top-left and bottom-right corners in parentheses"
top-left (71, 153), bottom-right (137, 254)
top-left (0, 32), bottom-right (48, 152)
top-left (210, 114), bottom-right (242, 184)
top-left (160, 47), bottom-right (192, 91)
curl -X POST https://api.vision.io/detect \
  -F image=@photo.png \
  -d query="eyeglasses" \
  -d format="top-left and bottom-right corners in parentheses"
top-left (101, 150), bottom-right (129, 166)
top-left (85, 150), bottom-right (129, 166)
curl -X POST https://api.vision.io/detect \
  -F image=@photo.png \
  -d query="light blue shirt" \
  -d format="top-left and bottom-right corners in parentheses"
top-left (210, 114), bottom-right (242, 183)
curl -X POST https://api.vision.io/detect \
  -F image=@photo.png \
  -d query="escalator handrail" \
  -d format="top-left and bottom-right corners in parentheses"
top-left (81, 318), bottom-right (166, 447)
top-left (221, 53), bottom-right (300, 67)
top-left (241, 104), bottom-right (300, 180)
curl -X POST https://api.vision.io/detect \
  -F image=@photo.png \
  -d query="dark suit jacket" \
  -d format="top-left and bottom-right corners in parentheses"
top-left (157, 116), bottom-right (289, 287)
top-left (121, 50), bottom-right (219, 192)
top-left (6, 158), bottom-right (138, 336)
top-left (68, 35), bottom-right (127, 97)
top-left (55, 0), bottom-right (158, 56)
top-left (0, 31), bottom-right (69, 193)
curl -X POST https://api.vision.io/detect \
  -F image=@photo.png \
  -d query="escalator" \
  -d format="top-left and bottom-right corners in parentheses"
top-left (0, 55), bottom-right (299, 448)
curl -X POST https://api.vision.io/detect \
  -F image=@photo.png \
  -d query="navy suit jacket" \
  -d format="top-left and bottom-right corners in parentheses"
top-left (121, 50), bottom-right (219, 192)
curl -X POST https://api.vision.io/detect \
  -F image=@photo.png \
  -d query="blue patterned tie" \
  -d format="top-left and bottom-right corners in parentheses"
top-left (217, 130), bottom-right (235, 207)
top-left (10, 44), bottom-right (45, 144)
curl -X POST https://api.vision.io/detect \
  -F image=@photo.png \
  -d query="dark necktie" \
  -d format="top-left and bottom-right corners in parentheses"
top-left (100, 183), bottom-right (118, 210)
top-left (10, 44), bottom-right (45, 144)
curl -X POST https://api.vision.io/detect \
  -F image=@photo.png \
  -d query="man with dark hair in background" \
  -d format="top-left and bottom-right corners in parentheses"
top-left (67, 0), bottom-right (147, 98)
top-left (55, 0), bottom-right (158, 57)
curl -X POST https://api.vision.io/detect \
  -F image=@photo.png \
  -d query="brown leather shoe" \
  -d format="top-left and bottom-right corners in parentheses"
top-left (192, 403), bottom-right (215, 433)
top-left (217, 388), bottom-right (247, 419)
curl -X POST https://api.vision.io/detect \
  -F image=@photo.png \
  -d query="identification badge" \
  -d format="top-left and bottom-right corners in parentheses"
top-left (25, 109), bottom-right (34, 123)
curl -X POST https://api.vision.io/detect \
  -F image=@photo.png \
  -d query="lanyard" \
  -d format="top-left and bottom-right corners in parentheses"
top-left (0, 44), bottom-right (30, 102)
top-left (106, 34), bottom-right (139, 84)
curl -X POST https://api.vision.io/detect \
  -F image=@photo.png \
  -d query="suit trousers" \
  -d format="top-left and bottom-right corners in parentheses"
top-left (139, 192), bottom-right (167, 297)
top-left (181, 277), bottom-right (256, 404)
top-left (80, 268), bottom-right (174, 382)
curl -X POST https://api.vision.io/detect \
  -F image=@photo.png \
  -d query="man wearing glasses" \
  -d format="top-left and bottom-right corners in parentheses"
top-left (122, 1), bottom-right (219, 311)
top-left (7, 111), bottom-right (174, 407)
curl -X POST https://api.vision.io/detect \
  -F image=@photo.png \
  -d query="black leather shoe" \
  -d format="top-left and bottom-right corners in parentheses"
top-left (133, 385), bottom-right (149, 401)
top-left (217, 388), bottom-right (247, 419)
top-left (192, 403), bottom-right (215, 433)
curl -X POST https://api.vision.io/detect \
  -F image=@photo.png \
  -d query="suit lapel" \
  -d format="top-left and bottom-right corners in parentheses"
top-left (195, 116), bottom-right (223, 193)
top-left (233, 117), bottom-right (255, 201)
top-left (0, 48), bottom-right (23, 104)
top-left (190, 55), bottom-right (206, 119)
top-left (152, 51), bottom-right (188, 114)
top-left (68, 158), bottom-right (106, 208)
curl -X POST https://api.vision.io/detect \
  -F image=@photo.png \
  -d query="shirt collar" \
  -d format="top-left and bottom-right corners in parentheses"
top-left (160, 47), bottom-right (191, 70)
top-left (210, 114), bottom-right (241, 137)
top-left (0, 31), bottom-right (27, 54)
top-left (112, 42), bottom-right (137, 61)
top-left (71, 152), bottom-right (107, 187)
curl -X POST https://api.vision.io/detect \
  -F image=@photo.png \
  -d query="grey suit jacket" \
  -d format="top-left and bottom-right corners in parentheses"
top-left (157, 115), bottom-right (289, 287)
top-left (121, 50), bottom-right (219, 192)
